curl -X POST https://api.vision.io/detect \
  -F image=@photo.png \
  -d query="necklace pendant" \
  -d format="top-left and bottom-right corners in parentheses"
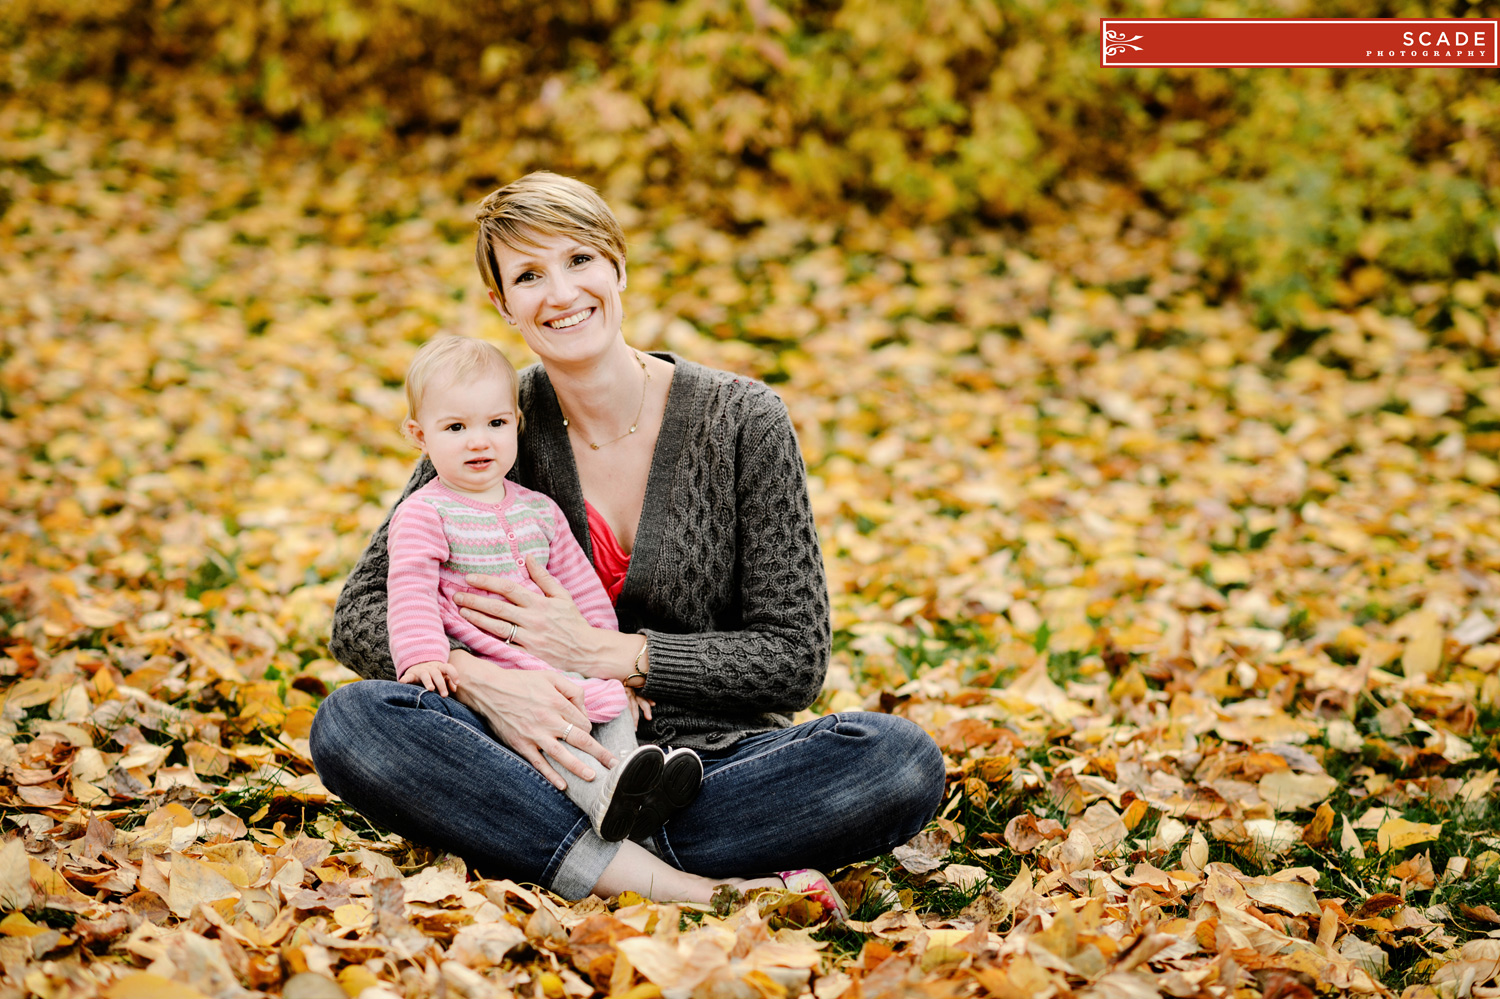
top-left (628, 425), bottom-right (636, 433)
top-left (590, 443), bottom-right (600, 450)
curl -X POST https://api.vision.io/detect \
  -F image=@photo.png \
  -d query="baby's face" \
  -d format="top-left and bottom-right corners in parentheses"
top-left (407, 370), bottom-right (518, 502)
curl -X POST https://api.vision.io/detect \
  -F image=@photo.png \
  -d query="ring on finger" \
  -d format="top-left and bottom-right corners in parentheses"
top-left (505, 622), bottom-right (518, 645)
top-left (562, 723), bottom-right (574, 742)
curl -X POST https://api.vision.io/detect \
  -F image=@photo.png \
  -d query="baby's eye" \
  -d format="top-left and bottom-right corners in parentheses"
top-left (489, 417), bottom-right (509, 427)
top-left (444, 422), bottom-right (464, 432)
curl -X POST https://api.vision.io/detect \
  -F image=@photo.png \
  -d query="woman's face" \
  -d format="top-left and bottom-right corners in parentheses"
top-left (487, 230), bottom-right (626, 367)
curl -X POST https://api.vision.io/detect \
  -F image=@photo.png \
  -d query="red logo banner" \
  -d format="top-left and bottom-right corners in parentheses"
top-left (1100, 18), bottom-right (1498, 67)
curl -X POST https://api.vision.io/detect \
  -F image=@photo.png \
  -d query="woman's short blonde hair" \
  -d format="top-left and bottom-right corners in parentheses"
top-left (403, 335), bottom-right (522, 434)
top-left (474, 172), bottom-right (627, 303)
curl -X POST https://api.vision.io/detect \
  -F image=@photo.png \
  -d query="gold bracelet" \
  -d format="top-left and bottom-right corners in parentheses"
top-left (625, 639), bottom-right (648, 689)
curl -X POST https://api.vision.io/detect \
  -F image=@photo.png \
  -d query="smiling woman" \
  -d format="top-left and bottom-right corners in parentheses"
top-left (310, 172), bottom-right (946, 911)
top-left (489, 233), bottom-right (630, 371)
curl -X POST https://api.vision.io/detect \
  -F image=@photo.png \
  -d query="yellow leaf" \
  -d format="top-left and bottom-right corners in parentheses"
top-left (997, 863), bottom-right (1033, 923)
top-left (337, 966), bottom-right (382, 997)
top-left (1302, 802), bottom-right (1335, 846)
top-left (282, 705), bottom-right (317, 739)
top-left (617, 985), bottom-right (662, 999)
top-left (3, 679), bottom-right (61, 712)
top-left (1120, 798), bottom-right (1150, 830)
top-left (29, 858), bottom-right (91, 904)
top-left (1400, 610), bottom-right (1443, 680)
top-left (332, 902), bottom-right (372, 931)
top-left (0, 912), bottom-right (47, 937)
top-left (1207, 556), bottom-right (1251, 586)
top-left (1377, 818), bottom-right (1442, 854)
top-left (103, 973), bottom-right (211, 999)
top-left (1109, 667), bottom-right (1147, 702)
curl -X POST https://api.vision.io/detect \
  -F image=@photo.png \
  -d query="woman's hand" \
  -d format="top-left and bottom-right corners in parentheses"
top-left (455, 557), bottom-right (619, 677)
top-left (448, 650), bottom-right (616, 790)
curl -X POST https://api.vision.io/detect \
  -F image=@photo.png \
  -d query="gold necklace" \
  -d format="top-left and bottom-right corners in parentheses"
top-left (562, 351), bottom-right (651, 450)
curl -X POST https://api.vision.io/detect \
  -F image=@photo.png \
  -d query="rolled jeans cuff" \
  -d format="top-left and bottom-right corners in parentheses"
top-left (549, 827), bottom-right (620, 901)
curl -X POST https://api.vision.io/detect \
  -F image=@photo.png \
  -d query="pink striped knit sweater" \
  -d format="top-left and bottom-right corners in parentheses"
top-left (386, 477), bottom-right (626, 723)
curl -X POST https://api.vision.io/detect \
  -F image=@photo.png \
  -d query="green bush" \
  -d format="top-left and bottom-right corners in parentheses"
top-left (6, 0), bottom-right (1497, 348)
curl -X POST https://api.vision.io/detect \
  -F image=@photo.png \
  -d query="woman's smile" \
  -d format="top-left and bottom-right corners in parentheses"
top-left (546, 307), bottom-right (595, 330)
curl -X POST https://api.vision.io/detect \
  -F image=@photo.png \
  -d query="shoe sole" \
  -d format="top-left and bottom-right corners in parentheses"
top-left (628, 749), bottom-right (703, 840)
top-left (660, 750), bottom-right (704, 807)
top-left (597, 748), bottom-right (665, 842)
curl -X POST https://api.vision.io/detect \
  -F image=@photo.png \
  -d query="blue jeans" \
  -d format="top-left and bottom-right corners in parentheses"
top-left (309, 680), bottom-right (945, 899)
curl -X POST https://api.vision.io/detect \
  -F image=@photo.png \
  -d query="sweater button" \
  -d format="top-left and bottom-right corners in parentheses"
top-left (508, 532), bottom-right (516, 540)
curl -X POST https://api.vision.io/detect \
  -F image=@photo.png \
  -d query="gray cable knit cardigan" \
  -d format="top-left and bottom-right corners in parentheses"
top-left (328, 355), bottom-right (832, 751)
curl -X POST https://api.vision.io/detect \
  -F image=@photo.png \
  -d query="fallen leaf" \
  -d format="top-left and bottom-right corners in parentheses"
top-left (1258, 771), bottom-right (1337, 812)
top-left (893, 828), bottom-right (952, 875)
top-left (167, 853), bottom-right (240, 919)
top-left (1243, 881), bottom-right (1320, 918)
top-left (1399, 610), bottom-right (1443, 680)
top-left (1376, 818), bottom-right (1442, 854)
top-left (0, 839), bottom-right (35, 912)
top-left (102, 973), bottom-right (212, 999)
top-left (450, 920), bottom-right (528, 968)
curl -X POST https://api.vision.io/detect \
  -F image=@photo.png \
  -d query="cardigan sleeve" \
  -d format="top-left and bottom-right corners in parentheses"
top-left (329, 458), bottom-right (437, 681)
top-left (639, 391), bottom-right (831, 714)
top-left (386, 497), bottom-right (457, 679)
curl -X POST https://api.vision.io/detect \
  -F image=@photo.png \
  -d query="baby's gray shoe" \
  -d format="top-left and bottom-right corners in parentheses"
top-left (628, 747), bottom-right (703, 840)
top-left (593, 745), bottom-right (665, 842)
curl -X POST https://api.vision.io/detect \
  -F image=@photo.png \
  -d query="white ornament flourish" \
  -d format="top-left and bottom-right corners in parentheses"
top-left (1105, 29), bottom-right (1145, 56)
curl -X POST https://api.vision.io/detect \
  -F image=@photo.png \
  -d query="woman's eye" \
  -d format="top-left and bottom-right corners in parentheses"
top-left (571, 254), bottom-right (591, 266)
top-left (514, 271), bottom-right (537, 284)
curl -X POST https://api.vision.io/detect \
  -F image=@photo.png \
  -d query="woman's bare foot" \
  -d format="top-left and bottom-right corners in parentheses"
top-left (589, 842), bottom-right (787, 905)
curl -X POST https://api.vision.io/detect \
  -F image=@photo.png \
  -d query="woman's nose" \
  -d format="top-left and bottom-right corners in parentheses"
top-left (545, 270), bottom-right (576, 305)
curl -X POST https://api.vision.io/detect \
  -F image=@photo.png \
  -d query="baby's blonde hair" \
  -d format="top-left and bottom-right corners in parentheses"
top-left (403, 335), bottom-right (523, 434)
top-left (474, 171), bottom-right (627, 304)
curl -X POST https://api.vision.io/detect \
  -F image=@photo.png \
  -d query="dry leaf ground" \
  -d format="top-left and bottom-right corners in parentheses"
top-left (4, 54), bottom-right (1500, 999)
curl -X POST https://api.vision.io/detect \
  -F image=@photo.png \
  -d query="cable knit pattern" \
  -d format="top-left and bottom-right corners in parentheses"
top-left (330, 355), bottom-right (832, 751)
top-left (387, 478), bottom-right (625, 724)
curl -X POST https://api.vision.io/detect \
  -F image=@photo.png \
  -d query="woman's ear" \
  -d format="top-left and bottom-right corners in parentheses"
top-left (487, 289), bottom-right (514, 326)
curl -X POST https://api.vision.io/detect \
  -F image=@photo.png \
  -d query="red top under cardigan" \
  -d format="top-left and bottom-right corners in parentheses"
top-left (585, 501), bottom-right (630, 605)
